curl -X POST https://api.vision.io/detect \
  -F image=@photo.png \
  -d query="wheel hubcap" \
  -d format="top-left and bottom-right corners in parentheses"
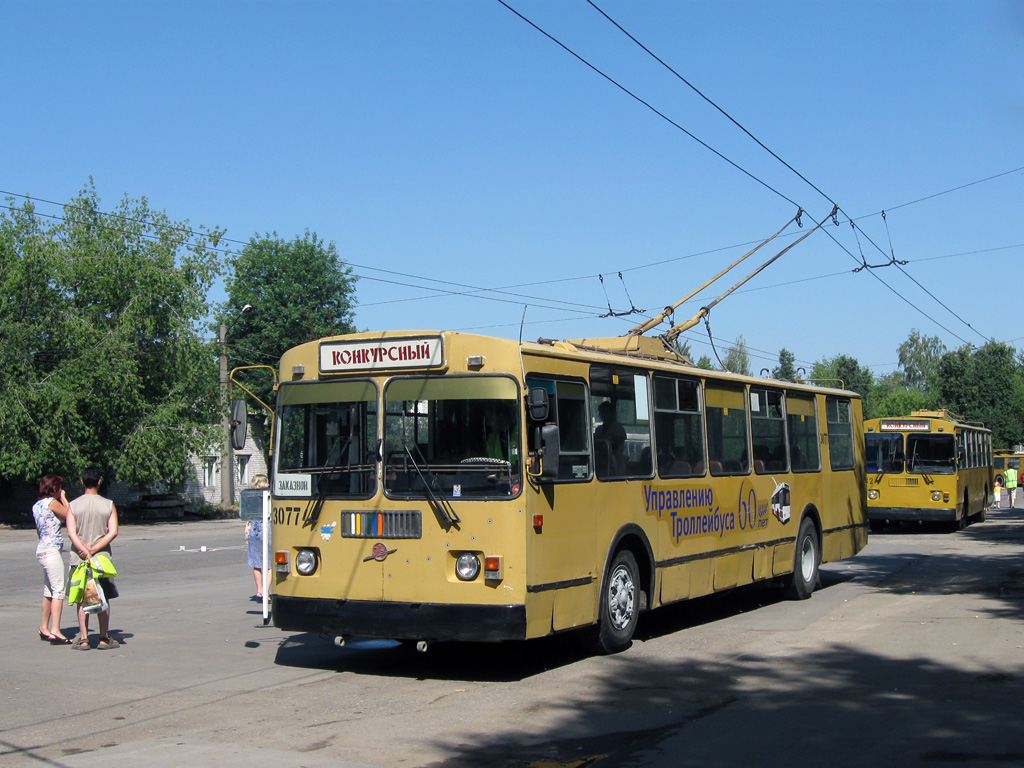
top-left (608, 565), bottom-right (635, 630)
top-left (800, 538), bottom-right (816, 582)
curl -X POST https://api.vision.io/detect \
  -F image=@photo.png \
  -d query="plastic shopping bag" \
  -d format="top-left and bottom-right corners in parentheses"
top-left (81, 569), bottom-right (108, 615)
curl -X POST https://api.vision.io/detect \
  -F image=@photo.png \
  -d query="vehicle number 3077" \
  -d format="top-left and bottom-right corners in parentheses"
top-left (272, 506), bottom-right (307, 526)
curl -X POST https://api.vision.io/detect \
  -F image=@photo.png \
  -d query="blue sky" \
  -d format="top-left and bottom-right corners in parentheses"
top-left (3, 0), bottom-right (1022, 375)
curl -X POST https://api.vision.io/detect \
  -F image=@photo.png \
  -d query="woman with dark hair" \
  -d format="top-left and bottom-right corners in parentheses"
top-left (33, 474), bottom-right (72, 643)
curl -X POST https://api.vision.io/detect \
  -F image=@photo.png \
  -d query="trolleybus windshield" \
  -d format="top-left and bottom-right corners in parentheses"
top-left (906, 433), bottom-right (956, 474)
top-left (383, 375), bottom-right (521, 499)
top-left (866, 432), bottom-right (958, 475)
top-left (866, 433), bottom-right (903, 473)
top-left (275, 380), bottom-right (379, 497)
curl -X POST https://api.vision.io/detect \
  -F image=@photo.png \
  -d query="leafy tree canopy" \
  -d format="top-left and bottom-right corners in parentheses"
top-left (935, 342), bottom-right (1020, 447)
top-left (0, 182), bottom-right (223, 485)
top-left (897, 329), bottom-right (946, 393)
top-left (810, 354), bottom-right (874, 398)
top-left (869, 371), bottom-right (927, 419)
top-left (220, 231), bottom-right (358, 413)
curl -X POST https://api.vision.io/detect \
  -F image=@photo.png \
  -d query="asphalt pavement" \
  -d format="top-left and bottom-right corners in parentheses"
top-left (1, 507), bottom-right (1022, 767)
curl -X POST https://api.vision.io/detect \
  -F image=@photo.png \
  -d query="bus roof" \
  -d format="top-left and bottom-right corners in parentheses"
top-left (283, 330), bottom-right (861, 398)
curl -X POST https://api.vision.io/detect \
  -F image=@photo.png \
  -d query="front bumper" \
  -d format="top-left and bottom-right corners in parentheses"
top-left (272, 596), bottom-right (527, 642)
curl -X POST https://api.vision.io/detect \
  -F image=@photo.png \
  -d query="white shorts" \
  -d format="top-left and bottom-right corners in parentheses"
top-left (36, 546), bottom-right (66, 599)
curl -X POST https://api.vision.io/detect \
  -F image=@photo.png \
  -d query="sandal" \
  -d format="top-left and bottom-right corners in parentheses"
top-left (49, 634), bottom-right (73, 645)
top-left (72, 638), bottom-right (90, 651)
top-left (39, 630), bottom-right (56, 642)
top-left (98, 636), bottom-right (119, 650)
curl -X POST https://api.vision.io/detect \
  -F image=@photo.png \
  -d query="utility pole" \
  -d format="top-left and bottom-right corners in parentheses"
top-left (218, 304), bottom-right (253, 508)
top-left (220, 322), bottom-right (233, 508)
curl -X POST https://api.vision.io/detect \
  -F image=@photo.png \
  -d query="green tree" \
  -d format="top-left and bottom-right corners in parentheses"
top-left (721, 335), bottom-right (751, 376)
top-left (772, 348), bottom-right (797, 381)
top-left (695, 354), bottom-right (714, 370)
top-left (0, 183), bottom-right (223, 485)
top-left (869, 371), bottom-right (927, 418)
top-left (897, 329), bottom-right (946, 393)
top-left (220, 231), bottom-right (358, 416)
top-left (810, 354), bottom-right (874, 402)
top-left (935, 342), bottom-right (1020, 446)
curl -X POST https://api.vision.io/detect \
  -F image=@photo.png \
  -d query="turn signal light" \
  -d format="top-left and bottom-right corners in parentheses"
top-left (275, 551), bottom-right (290, 573)
top-left (484, 555), bottom-right (503, 581)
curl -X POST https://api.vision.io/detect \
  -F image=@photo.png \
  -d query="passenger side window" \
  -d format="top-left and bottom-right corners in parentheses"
top-left (750, 388), bottom-right (786, 474)
top-left (787, 394), bottom-right (820, 472)
top-left (590, 366), bottom-right (653, 480)
top-left (653, 375), bottom-right (705, 477)
top-left (705, 383), bottom-right (748, 475)
top-left (826, 397), bottom-right (855, 471)
top-left (525, 378), bottom-right (591, 482)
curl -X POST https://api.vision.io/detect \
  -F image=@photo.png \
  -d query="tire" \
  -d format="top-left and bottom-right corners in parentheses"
top-left (956, 493), bottom-right (969, 531)
top-left (973, 491), bottom-right (987, 524)
top-left (784, 517), bottom-right (819, 600)
top-left (975, 505), bottom-right (987, 523)
top-left (869, 519), bottom-right (886, 534)
top-left (586, 549), bottom-right (640, 654)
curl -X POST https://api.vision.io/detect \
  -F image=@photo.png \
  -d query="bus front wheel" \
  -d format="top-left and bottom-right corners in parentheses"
top-left (587, 549), bottom-right (640, 654)
top-left (784, 517), bottom-right (819, 600)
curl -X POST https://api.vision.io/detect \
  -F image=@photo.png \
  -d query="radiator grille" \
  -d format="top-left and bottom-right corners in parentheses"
top-left (341, 510), bottom-right (422, 539)
top-left (888, 477), bottom-right (920, 487)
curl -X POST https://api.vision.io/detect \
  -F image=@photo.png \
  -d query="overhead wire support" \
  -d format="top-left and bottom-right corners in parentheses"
top-left (598, 272), bottom-right (644, 318)
top-left (578, 0), bottom-right (994, 345)
top-left (851, 211), bottom-right (907, 272)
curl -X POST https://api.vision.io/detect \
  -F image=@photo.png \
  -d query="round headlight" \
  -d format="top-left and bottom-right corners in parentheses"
top-left (868, 490), bottom-right (878, 500)
top-left (455, 553), bottom-right (480, 581)
top-left (295, 548), bottom-right (318, 576)
top-left (931, 491), bottom-right (942, 502)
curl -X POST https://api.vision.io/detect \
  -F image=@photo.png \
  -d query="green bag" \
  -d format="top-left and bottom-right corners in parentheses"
top-left (67, 555), bottom-right (118, 604)
top-left (67, 561), bottom-right (89, 604)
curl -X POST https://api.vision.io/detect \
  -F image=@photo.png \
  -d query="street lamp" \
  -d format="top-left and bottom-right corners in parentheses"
top-left (220, 304), bottom-right (254, 507)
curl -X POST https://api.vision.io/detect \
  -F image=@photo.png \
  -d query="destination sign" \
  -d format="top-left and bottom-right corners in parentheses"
top-left (880, 419), bottom-right (930, 431)
top-left (320, 336), bottom-right (444, 373)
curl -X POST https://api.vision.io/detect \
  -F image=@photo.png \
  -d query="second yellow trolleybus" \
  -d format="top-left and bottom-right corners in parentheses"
top-left (864, 410), bottom-right (992, 532)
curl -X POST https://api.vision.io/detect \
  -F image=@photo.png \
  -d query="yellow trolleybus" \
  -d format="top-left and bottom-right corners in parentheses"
top-left (864, 410), bottom-right (992, 532)
top-left (992, 449), bottom-right (1024, 489)
top-left (253, 331), bottom-right (867, 653)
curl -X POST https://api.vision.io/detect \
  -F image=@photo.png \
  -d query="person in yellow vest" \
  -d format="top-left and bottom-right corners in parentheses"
top-left (1003, 465), bottom-right (1018, 509)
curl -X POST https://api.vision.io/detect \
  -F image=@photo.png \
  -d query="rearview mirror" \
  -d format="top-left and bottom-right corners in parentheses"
top-left (230, 399), bottom-right (248, 451)
top-left (527, 387), bottom-right (550, 423)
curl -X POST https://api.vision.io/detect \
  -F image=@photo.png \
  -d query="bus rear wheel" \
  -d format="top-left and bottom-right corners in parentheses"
top-left (784, 517), bottom-right (819, 600)
top-left (587, 549), bottom-right (640, 654)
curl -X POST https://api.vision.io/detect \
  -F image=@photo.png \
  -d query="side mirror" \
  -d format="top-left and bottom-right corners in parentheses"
top-left (230, 399), bottom-right (248, 451)
top-left (528, 423), bottom-right (560, 480)
top-left (527, 387), bottom-right (550, 423)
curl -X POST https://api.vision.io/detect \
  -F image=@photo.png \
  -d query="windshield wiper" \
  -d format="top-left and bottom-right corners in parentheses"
top-left (404, 443), bottom-right (460, 529)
